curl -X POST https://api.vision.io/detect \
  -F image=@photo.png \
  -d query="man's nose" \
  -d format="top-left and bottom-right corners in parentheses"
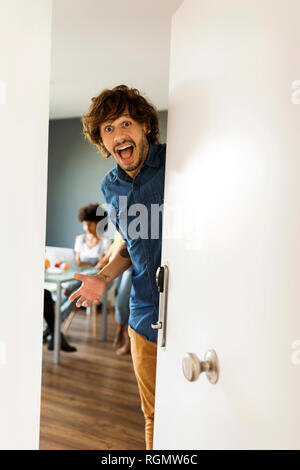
top-left (113, 129), bottom-right (128, 145)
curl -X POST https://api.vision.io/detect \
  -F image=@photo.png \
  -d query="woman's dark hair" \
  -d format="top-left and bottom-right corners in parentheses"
top-left (81, 84), bottom-right (160, 158)
top-left (77, 203), bottom-right (107, 223)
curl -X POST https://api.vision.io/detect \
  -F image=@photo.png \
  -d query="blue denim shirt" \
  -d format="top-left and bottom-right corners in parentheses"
top-left (100, 143), bottom-right (166, 342)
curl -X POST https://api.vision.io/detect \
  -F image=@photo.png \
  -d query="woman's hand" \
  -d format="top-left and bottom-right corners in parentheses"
top-left (69, 273), bottom-right (108, 308)
top-left (75, 251), bottom-right (94, 267)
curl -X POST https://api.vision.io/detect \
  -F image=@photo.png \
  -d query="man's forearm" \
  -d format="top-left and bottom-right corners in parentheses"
top-left (96, 243), bottom-right (132, 283)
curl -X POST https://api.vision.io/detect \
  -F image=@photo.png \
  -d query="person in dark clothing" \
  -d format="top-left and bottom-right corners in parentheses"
top-left (43, 289), bottom-right (77, 352)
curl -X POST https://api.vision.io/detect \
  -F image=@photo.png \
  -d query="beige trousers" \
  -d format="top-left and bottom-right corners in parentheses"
top-left (128, 326), bottom-right (157, 450)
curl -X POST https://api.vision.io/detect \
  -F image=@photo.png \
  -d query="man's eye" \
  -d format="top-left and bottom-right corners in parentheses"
top-left (105, 126), bottom-right (112, 132)
top-left (123, 121), bottom-right (131, 127)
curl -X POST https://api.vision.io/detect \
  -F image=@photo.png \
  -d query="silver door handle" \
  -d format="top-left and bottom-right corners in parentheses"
top-left (151, 265), bottom-right (169, 347)
top-left (182, 350), bottom-right (219, 384)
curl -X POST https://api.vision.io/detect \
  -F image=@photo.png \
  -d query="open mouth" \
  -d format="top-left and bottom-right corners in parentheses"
top-left (116, 144), bottom-right (135, 163)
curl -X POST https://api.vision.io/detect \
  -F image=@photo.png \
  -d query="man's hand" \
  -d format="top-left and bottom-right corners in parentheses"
top-left (70, 243), bottom-right (131, 307)
top-left (69, 273), bottom-right (108, 308)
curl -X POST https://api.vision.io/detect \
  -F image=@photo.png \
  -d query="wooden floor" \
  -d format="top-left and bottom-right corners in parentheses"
top-left (39, 308), bottom-right (145, 450)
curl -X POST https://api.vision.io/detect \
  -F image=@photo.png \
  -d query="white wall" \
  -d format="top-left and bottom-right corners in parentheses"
top-left (0, 0), bottom-right (52, 449)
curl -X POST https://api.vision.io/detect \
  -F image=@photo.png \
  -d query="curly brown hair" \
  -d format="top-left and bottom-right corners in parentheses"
top-left (81, 85), bottom-right (160, 158)
top-left (77, 203), bottom-right (107, 222)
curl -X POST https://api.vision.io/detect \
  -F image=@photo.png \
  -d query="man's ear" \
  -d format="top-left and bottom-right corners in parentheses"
top-left (143, 122), bottom-right (150, 135)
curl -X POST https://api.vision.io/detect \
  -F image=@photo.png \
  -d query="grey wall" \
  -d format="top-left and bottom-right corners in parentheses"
top-left (46, 111), bottom-right (168, 248)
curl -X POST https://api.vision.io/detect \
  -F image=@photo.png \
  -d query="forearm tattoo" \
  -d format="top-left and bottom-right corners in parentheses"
top-left (120, 247), bottom-right (130, 259)
top-left (98, 272), bottom-right (111, 282)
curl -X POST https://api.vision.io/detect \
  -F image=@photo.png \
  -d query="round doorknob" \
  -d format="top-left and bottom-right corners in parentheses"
top-left (182, 349), bottom-right (219, 384)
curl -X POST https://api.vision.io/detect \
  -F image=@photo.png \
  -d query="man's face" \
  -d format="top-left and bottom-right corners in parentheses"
top-left (100, 112), bottom-right (149, 178)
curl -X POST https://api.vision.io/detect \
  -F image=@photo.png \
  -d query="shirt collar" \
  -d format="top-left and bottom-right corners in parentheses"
top-left (117, 143), bottom-right (159, 181)
top-left (144, 143), bottom-right (160, 168)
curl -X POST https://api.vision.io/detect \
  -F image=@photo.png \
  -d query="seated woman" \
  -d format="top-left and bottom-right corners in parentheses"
top-left (74, 203), bottom-right (110, 269)
top-left (62, 202), bottom-right (110, 306)
top-left (44, 203), bottom-right (110, 351)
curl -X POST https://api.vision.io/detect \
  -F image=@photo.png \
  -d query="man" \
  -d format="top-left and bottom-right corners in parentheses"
top-left (69, 85), bottom-right (165, 450)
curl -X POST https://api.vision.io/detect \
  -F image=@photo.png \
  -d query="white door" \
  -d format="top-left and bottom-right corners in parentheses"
top-left (154, 0), bottom-right (300, 450)
top-left (0, 0), bottom-right (52, 449)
